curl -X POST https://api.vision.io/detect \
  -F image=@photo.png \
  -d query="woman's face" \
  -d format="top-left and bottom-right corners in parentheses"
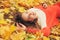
top-left (22, 11), bottom-right (38, 22)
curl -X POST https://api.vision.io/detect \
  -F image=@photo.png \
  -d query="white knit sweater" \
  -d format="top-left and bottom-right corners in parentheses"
top-left (28, 8), bottom-right (47, 29)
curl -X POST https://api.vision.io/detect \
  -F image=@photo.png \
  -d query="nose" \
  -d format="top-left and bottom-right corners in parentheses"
top-left (29, 12), bottom-right (36, 15)
top-left (29, 14), bottom-right (37, 21)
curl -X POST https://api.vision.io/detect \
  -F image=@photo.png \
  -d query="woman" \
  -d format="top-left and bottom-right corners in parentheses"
top-left (15, 2), bottom-right (60, 36)
top-left (14, 3), bottom-right (49, 36)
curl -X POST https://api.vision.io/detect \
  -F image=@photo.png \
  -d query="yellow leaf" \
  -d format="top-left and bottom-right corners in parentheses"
top-left (0, 12), bottom-right (4, 20)
top-left (10, 31), bottom-right (26, 40)
top-left (9, 15), bottom-right (13, 18)
top-left (3, 8), bottom-right (10, 14)
top-left (0, 20), bottom-right (7, 24)
top-left (43, 36), bottom-right (50, 40)
top-left (18, 7), bottom-right (26, 13)
top-left (10, 24), bottom-right (16, 32)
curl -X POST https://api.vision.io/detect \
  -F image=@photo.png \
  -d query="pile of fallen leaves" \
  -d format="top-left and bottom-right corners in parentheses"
top-left (0, 0), bottom-right (60, 40)
top-left (49, 23), bottom-right (60, 40)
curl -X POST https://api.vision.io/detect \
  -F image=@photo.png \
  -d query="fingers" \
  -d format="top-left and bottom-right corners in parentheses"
top-left (16, 23), bottom-right (26, 30)
top-left (16, 23), bottom-right (20, 27)
top-left (19, 23), bottom-right (26, 28)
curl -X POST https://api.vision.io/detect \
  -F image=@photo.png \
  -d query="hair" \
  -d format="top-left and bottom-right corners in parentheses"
top-left (14, 11), bottom-right (38, 27)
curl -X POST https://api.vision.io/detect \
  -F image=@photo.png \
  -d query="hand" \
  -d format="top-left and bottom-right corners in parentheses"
top-left (16, 23), bottom-right (26, 30)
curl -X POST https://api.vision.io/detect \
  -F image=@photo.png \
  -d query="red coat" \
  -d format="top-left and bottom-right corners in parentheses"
top-left (26, 2), bottom-right (60, 36)
top-left (35, 2), bottom-right (60, 36)
top-left (35, 4), bottom-right (60, 28)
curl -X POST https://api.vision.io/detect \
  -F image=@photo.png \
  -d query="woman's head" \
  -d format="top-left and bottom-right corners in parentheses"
top-left (22, 9), bottom-right (38, 22)
top-left (14, 10), bottom-right (38, 26)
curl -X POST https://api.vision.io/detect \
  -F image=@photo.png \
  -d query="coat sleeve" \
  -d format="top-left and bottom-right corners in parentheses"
top-left (54, 2), bottom-right (60, 18)
top-left (57, 7), bottom-right (60, 18)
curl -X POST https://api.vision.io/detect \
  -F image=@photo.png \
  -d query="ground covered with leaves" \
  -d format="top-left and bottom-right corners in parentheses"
top-left (0, 0), bottom-right (60, 40)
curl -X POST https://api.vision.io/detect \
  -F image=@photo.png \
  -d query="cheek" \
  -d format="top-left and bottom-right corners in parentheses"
top-left (35, 15), bottom-right (38, 18)
top-left (28, 16), bottom-right (35, 21)
top-left (30, 15), bottom-right (37, 19)
top-left (24, 16), bottom-right (28, 21)
top-left (22, 14), bottom-right (28, 21)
